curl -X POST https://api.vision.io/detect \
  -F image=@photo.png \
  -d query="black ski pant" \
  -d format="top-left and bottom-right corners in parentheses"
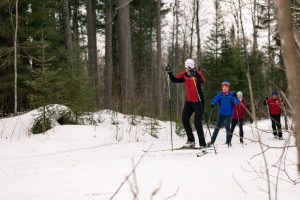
top-left (270, 114), bottom-right (282, 137)
top-left (230, 119), bottom-right (244, 141)
top-left (182, 101), bottom-right (206, 146)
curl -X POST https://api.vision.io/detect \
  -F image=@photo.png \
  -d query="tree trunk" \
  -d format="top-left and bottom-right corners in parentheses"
top-left (189, 0), bottom-right (196, 58)
top-left (174, 0), bottom-right (180, 118)
top-left (86, 0), bottom-right (99, 106)
top-left (156, 0), bottom-right (163, 118)
top-left (238, 0), bottom-right (271, 198)
top-left (117, 0), bottom-right (134, 113)
top-left (64, 0), bottom-right (73, 54)
top-left (104, 0), bottom-right (113, 109)
top-left (275, 0), bottom-right (300, 172)
top-left (196, 0), bottom-right (202, 67)
top-left (14, 0), bottom-right (19, 115)
top-left (73, 0), bottom-right (79, 49)
top-left (252, 0), bottom-right (258, 53)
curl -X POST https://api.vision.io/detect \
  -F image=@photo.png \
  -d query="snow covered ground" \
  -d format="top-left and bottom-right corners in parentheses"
top-left (0, 108), bottom-right (299, 200)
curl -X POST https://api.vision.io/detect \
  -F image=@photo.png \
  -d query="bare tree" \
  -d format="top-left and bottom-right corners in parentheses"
top-left (275, 0), bottom-right (300, 172)
top-left (156, 0), bottom-right (163, 118)
top-left (189, 0), bottom-right (196, 58)
top-left (14, 0), bottom-right (18, 115)
top-left (237, 0), bottom-right (271, 198)
top-left (196, 0), bottom-right (202, 66)
top-left (117, 0), bottom-right (134, 113)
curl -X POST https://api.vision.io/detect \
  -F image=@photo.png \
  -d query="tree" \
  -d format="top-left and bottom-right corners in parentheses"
top-left (196, 0), bottom-right (202, 66)
top-left (14, 0), bottom-right (19, 115)
top-left (275, 0), bottom-right (300, 172)
top-left (104, 0), bottom-right (113, 109)
top-left (117, 0), bottom-right (134, 113)
top-left (156, 0), bottom-right (163, 119)
top-left (86, 0), bottom-right (99, 106)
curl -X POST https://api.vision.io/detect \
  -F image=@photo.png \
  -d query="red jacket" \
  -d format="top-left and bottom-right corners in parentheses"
top-left (232, 99), bottom-right (249, 120)
top-left (171, 71), bottom-right (205, 102)
top-left (266, 97), bottom-right (281, 115)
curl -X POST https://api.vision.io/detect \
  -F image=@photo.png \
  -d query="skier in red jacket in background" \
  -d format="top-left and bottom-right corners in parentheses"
top-left (229, 91), bottom-right (251, 144)
top-left (166, 59), bottom-right (207, 149)
top-left (264, 91), bottom-right (283, 139)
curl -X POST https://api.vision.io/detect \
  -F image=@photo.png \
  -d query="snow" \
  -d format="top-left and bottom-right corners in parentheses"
top-left (0, 107), bottom-right (299, 200)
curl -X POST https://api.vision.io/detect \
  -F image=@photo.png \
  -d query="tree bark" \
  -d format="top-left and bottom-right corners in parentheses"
top-left (156, 0), bottom-right (163, 118)
top-left (238, 0), bottom-right (271, 198)
top-left (73, 0), bottom-right (79, 49)
top-left (104, 0), bottom-right (113, 109)
top-left (275, 0), bottom-right (300, 172)
top-left (14, 0), bottom-right (18, 115)
top-left (189, 0), bottom-right (196, 58)
top-left (86, 0), bottom-right (99, 106)
top-left (117, 0), bottom-right (134, 113)
top-left (196, 0), bottom-right (202, 67)
top-left (64, 0), bottom-right (73, 54)
top-left (174, 0), bottom-right (181, 118)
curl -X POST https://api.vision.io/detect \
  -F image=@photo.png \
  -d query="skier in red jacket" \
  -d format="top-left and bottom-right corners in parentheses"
top-left (166, 59), bottom-right (206, 149)
top-left (264, 91), bottom-right (283, 139)
top-left (229, 91), bottom-right (251, 144)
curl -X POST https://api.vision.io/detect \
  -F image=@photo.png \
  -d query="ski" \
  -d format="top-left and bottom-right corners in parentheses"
top-left (196, 150), bottom-right (209, 157)
top-left (143, 146), bottom-right (216, 153)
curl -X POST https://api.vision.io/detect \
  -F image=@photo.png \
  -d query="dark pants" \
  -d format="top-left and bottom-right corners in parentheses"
top-left (230, 119), bottom-right (244, 142)
top-left (182, 102), bottom-right (206, 146)
top-left (211, 115), bottom-right (232, 144)
top-left (270, 114), bottom-right (282, 137)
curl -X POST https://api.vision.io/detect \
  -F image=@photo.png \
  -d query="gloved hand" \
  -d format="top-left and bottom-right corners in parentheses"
top-left (189, 68), bottom-right (196, 76)
top-left (166, 64), bottom-right (172, 74)
top-left (211, 104), bottom-right (215, 108)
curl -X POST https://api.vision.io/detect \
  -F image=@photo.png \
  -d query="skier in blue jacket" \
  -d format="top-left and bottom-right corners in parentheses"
top-left (207, 81), bottom-right (240, 147)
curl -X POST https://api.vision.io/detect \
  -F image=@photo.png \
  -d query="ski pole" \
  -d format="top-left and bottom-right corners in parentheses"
top-left (192, 78), bottom-right (217, 154)
top-left (166, 65), bottom-right (173, 151)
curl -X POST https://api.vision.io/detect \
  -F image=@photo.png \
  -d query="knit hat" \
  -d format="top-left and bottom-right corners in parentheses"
top-left (222, 81), bottom-right (230, 87)
top-left (185, 59), bottom-right (195, 69)
top-left (237, 91), bottom-right (243, 96)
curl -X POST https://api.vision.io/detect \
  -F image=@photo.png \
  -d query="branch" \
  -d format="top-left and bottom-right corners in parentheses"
top-left (109, 144), bottom-right (153, 200)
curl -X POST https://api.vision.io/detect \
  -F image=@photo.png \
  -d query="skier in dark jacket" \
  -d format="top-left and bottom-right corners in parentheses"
top-left (166, 59), bottom-right (206, 149)
top-left (230, 91), bottom-right (251, 144)
top-left (264, 91), bottom-right (283, 139)
top-left (207, 81), bottom-right (240, 147)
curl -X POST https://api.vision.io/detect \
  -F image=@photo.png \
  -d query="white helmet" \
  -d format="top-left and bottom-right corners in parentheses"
top-left (185, 59), bottom-right (195, 69)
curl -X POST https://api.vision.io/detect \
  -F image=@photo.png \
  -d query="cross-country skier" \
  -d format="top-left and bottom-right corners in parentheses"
top-left (229, 91), bottom-right (251, 144)
top-left (166, 59), bottom-right (206, 149)
top-left (207, 81), bottom-right (240, 147)
top-left (264, 91), bottom-right (283, 139)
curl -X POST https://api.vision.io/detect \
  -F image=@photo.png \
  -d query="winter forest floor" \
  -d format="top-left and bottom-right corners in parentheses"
top-left (0, 107), bottom-right (299, 200)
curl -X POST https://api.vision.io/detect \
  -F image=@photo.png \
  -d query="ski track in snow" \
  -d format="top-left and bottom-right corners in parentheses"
top-left (0, 108), bottom-right (299, 200)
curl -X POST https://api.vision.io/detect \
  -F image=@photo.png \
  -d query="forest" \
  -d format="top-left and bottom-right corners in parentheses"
top-left (1, 0), bottom-right (300, 174)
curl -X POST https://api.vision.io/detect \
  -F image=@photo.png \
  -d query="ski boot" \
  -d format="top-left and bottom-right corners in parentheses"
top-left (183, 141), bottom-right (195, 148)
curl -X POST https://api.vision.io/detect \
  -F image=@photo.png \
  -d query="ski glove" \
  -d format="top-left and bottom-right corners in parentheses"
top-left (166, 64), bottom-right (172, 74)
top-left (189, 68), bottom-right (196, 76)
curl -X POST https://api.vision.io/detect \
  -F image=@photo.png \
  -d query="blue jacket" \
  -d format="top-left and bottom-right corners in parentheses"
top-left (211, 92), bottom-right (240, 116)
